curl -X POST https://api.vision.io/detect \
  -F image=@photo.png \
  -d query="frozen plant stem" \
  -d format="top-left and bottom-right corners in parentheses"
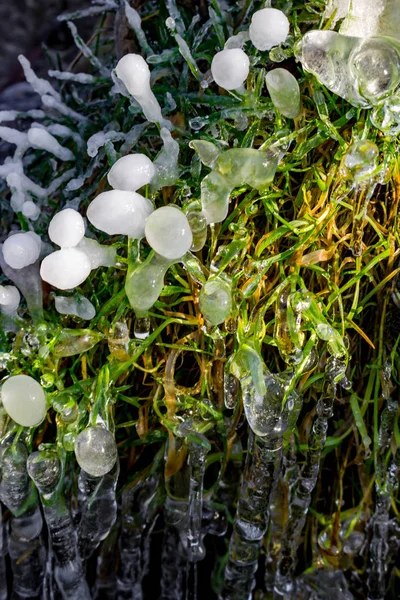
top-left (221, 433), bottom-right (282, 600)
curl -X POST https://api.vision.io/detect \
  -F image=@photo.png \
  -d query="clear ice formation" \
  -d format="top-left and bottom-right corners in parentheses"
top-left (115, 54), bottom-right (170, 127)
top-left (211, 48), bottom-right (250, 91)
top-left (125, 252), bottom-right (175, 316)
top-left (74, 426), bottom-right (118, 477)
top-left (87, 190), bottom-right (154, 237)
top-left (1, 374), bottom-right (47, 427)
top-left (0, 285), bottom-right (20, 314)
top-left (52, 328), bottom-right (104, 358)
top-left (144, 206), bottom-right (193, 259)
top-left (40, 248), bottom-right (92, 290)
top-left (186, 209), bottom-right (207, 252)
top-left (192, 141), bottom-right (283, 223)
top-left (296, 30), bottom-right (400, 107)
top-left (48, 208), bottom-right (85, 248)
top-left (107, 153), bottom-right (155, 191)
top-left (344, 140), bottom-right (379, 181)
top-left (199, 277), bottom-right (232, 325)
top-left (249, 8), bottom-right (290, 52)
top-left (150, 128), bottom-right (180, 192)
top-left (2, 232), bottom-right (41, 270)
top-left (55, 295), bottom-right (96, 320)
top-left (265, 68), bottom-right (301, 119)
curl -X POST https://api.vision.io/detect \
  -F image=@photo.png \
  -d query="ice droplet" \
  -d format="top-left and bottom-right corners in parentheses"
top-left (199, 278), bottom-right (232, 325)
top-left (107, 153), bottom-right (155, 191)
top-left (3, 232), bottom-right (41, 270)
top-left (40, 248), bottom-right (91, 290)
top-left (74, 427), bottom-right (118, 477)
top-left (249, 8), bottom-right (289, 52)
top-left (87, 190), bottom-right (154, 238)
top-left (1, 374), bottom-right (46, 427)
top-left (145, 206), bottom-right (192, 259)
top-left (48, 208), bottom-right (85, 248)
top-left (0, 285), bottom-right (20, 314)
top-left (211, 48), bottom-right (250, 91)
top-left (344, 140), bottom-right (379, 181)
top-left (125, 252), bottom-right (173, 316)
top-left (55, 295), bottom-right (96, 320)
top-left (265, 68), bottom-right (301, 119)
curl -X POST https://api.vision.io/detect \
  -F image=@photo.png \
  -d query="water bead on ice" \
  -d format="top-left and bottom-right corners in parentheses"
top-left (48, 208), bottom-right (85, 248)
top-left (115, 54), bottom-right (166, 125)
top-left (211, 49), bottom-right (250, 91)
top-left (76, 237), bottom-right (117, 269)
top-left (344, 140), bottom-right (379, 181)
top-left (107, 154), bottom-right (155, 191)
top-left (40, 248), bottom-right (91, 290)
top-left (55, 295), bottom-right (96, 320)
top-left (199, 278), bottom-right (232, 326)
top-left (1, 374), bottom-right (46, 427)
top-left (74, 427), bottom-right (118, 477)
top-left (349, 38), bottom-right (400, 104)
top-left (0, 285), bottom-right (20, 314)
top-left (265, 68), bottom-right (301, 119)
top-left (87, 190), bottom-right (153, 238)
top-left (145, 206), bottom-right (192, 260)
top-left (2, 232), bottom-right (41, 270)
top-left (249, 8), bottom-right (290, 52)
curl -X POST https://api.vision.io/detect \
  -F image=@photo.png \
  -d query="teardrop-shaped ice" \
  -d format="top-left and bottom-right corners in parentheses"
top-left (211, 48), bottom-right (250, 91)
top-left (87, 190), bottom-right (153, 238)
top-left (249, 8), bottom-right (289, 52)
top-left (74, 427), bottom-right (118, 477)
top-left (265, 68), bottom-right (301, 118)
top-left (1, 374), bottom-right (46, 427)
top-left (199, 278), bottom-right (232, 325)
top-left (48, 208), bottom-right (85, 248)
top-left (40, 248), bottom-right (91, 290)
top-left (107, 154), bottom-right (155, 191)
top-left (125, 252), bottom-right (173, 316)
top-left (145, 206), bottom-right (192, 259)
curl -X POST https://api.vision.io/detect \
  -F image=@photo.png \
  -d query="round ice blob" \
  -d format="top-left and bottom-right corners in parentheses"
top-left (40, 248), bottom-right (91, 290)
top-left (22, 201), bottom-right (40, 220)
top-left (249, 8), bottom-right (289, 52)
top-left (107, 154), bottom-right (155, 191)
top-left (1, 374), bottom-right (46, 427)
top-left (115, 54), bottom-right (150, 97)
top-left (87, 190), bottom-right (154, 238)
top-left (265, 68), bottom-right (301, 118)
top-left (145, 206), bottom-right (193, 259)
top-left (0, 285), bottom-right (20, 313)
top-left (199, 278), bottom-right (232, 325)
top-left (74, 427), bottom-right (118, 477)
top-left (3, 232), bottom-right (40, 269)
top-left (48, 208), bottom-right (85, 248)
top-left (211, 48), bottom-right (250, 91)
top-left (349, 38), bottom-right (400, 103)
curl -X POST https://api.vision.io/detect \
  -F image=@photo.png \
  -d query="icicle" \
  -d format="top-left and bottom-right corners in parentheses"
top-left (0, 440), bottom-right (45, 598)
top-left (27, 126), bottom-right (74, 161)
top-left (77, 461), bottom-right (119, 559)
top-left (0, 109), bottom-right (45, 123)
top-left (93, 526), bottom-right (119, 600)
top-left (55, 295), bottom-right (96, 320)
top-left (52, 329), bottom-right (104, 358)
top-left (27, 449), bottom-right (90, 599)
top-left (265, 68), bottom-right (301, 119)
top-left (124, 0), bottom-right (153, 56)
top-left (161, 499), bottom-right (187, 600)
top-left (117, 475), bottom-right (159, 599)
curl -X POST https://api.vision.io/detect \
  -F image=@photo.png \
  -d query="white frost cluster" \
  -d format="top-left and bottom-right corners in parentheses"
top-left (2, 232), bottom-right (41, 270)
top-left (211, 49), bottom-right (250, 91)
top-left (249, 8), bottom-right (290, 51)
top-left (0, 285), bottom-right (20, 314)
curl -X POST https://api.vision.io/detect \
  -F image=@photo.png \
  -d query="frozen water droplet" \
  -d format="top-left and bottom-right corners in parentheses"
top-left (76, 237), bottom-right (116, 269)
top-left (145, 206), bottom-right (192, 259)
top-left (3, 232), bottom-right (41, 270)
top-left (134, 316), bottom-right (151, 340)
top-left (22, 200), bottom-right (40, 220)
top-left (249, 8), bottom-right (289, 52)
top-left (40, 248), bottom-right (91, 290)
top-left (265, 68), bottom-right (301, 119)
top-left (55, 295), bottom-right (96, 320)
top-left (186, 210), bottom-right (207, 252)
top-left (1, 374), bottom-right (46, 427)
top-left (74, 427), bottom-right (118, 477)
top-left (48, 208), bottom-right (85, 248)
top-left (199, 278), bottom-right (232, 325)
top-left (0, 285), bottom-right (20, 314)
top-left (211, 48), bottom-right (250, 91)
top-left (344, 140), bottom-right (379, 181)
top-left (87, 190), bottom-right (154, 238)
top-left (107, 153), bottom-right (155, 191)
top-left (125, 252), bottom-right (173, 315)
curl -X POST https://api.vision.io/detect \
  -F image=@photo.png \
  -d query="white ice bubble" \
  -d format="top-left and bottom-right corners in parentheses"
top-left (48, 208), bottom-right (85, 248)
top-left (22, 201), bottom-right (40, 220)
top-left (55, 295), bottom-right (96, 320)
top-left (1, 374), bottom-right (46, 427)
top-left (249, 8), bottom-right (289, 52)
top-left (107, 153), bottom-right (155, 191)
top-left (40, 248), bottom-right (91, 290)
top-left (87, 190), bottom-right (154, 238)
top-left (145, 206), bottom-right (192, 260)
top-left (74, 427), bottom-right (118, 477)
top-left (0, 285), bottom-right (20, 314)
top-left (3, 232), bottom-right (41, 270)
top-left (211, 48), bottom-right (250, 91)
top-left (76, 237), bottom-right (117, 269)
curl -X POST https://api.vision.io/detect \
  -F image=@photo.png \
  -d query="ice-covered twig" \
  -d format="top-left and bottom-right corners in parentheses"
top-left (58, 1), bottom-right (118, 21)
top-left (67, 22), bottom-right (109, 78)
top-left (27, 127), bottom-right (74, 161)
top-left (18, 55), bottom-right (61, 100)
top-left (87, 129), bottom-right (125, 158)
top-left (124, 0), bottom-right (153, 56)
top-left (48, 70), bottom-right (100, 84)
top-left (41, 94), bottom-right (90, 123)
